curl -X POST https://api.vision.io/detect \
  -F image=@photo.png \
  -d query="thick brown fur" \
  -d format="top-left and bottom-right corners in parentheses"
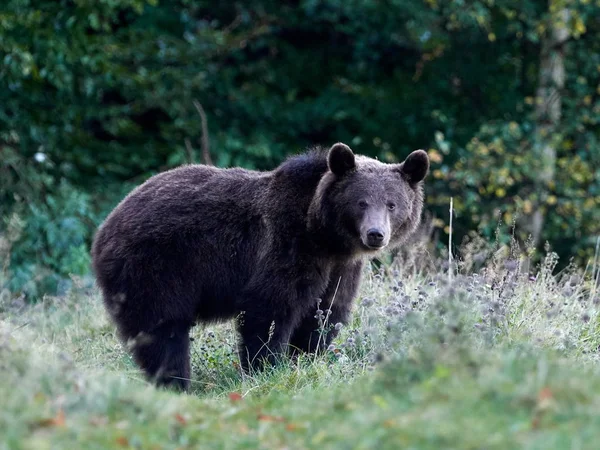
top-left (91, 143), bottom-right (429, 390)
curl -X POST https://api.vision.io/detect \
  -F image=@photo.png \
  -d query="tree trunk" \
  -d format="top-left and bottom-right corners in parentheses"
top-left (529, 6), bottom-right (569, 245)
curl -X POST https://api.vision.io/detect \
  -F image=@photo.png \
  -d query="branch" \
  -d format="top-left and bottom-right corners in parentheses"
top-left (184, 138), bottom-right (195, 164)
top-left (193, 100), bottom-right (213, 166)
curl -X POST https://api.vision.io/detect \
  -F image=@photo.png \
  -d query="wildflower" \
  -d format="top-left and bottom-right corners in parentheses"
top-left (334, 322), bottom-right (343, 331)
top-left (58, 352), bottom-right (73, 364)
top-left (361, 297), bottom-right (374, 307)
top-left (474, 252), bottom-right (486, 264)
top-left (327, 344), bottom-right (336, 351)
top-left (581, 313), bottom-right (591, 323)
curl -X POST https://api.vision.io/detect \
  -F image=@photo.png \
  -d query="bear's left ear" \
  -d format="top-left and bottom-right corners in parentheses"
top-left (328, 142), bottom-right (356, 177)
top-left (398, 150), bottom-right (429, 185)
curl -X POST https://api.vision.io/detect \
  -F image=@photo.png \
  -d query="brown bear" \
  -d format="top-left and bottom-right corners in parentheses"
top-left (91, 143), bottom-right (429, 390)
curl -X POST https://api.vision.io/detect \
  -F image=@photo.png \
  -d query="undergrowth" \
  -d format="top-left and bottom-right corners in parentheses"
top-left (2, 236), bottom-right (600, 449)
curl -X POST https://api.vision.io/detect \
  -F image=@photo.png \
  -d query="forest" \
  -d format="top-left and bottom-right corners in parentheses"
top-left (2, 0), bottom-right (599, 298)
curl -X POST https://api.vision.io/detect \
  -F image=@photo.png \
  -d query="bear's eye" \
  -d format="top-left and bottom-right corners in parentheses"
top-left (387, 203), bottom-right (396, 211)
top-left (358, 200), bottom-right (368, 210)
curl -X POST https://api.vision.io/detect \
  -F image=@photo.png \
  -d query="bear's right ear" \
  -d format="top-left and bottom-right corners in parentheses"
top-left (328, 143), bottom-right (356, 177)
top-left (399, 149), bottom-right (429, 185)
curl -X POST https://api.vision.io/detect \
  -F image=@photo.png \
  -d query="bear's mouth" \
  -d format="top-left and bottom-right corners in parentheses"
top-left (362, 242), bottom-right (387, 251)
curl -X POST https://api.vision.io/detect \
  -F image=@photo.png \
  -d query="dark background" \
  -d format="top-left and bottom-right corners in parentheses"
top-left (1, 0), bottom-right (599, 298)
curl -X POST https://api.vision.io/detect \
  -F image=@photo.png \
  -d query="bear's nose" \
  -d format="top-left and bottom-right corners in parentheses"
top-left (366, 228), bottom-right (385, 247)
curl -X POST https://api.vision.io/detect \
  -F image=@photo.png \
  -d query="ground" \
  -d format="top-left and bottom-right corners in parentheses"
top-left (2, 248), bottom-right (600, 449)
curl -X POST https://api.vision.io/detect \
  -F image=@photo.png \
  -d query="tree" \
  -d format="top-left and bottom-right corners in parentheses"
top-left (529, 4), bottom-right (570, 245)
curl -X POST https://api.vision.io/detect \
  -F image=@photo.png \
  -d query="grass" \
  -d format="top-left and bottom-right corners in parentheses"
top-left (2, 245), bottom-right (600, 449)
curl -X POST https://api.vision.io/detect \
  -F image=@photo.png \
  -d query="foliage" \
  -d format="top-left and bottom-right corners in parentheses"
top-left (6, 180), bottom-right (96, 297)
top-left (1, 0), bottom-right (600, 297)
top-left (442, 1), bottom-right (600, 260)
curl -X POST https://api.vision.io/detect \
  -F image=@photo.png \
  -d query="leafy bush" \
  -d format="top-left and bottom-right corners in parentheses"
top-left (5, 180), bottom-right (96, 299)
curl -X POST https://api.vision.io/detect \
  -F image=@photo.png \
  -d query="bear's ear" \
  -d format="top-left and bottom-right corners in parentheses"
top-left (328, 143), bottom-right (356, 177)
top-left (399, 149), bottom-right (429, 185)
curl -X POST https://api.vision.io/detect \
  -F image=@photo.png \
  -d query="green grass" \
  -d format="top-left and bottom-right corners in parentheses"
top-left (2, 250), bottom-right (600, 449)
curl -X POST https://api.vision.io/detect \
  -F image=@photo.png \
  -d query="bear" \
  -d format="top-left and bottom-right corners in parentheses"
top-left (91, 143), bottom-right (429, 391)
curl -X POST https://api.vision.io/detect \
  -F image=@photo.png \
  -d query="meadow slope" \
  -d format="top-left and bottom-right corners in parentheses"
top-left (2, 250), bottom-right (600, 449)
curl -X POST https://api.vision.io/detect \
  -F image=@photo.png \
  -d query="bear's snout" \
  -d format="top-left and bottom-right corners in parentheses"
top-left (366, 228), bottom-right (386, 248)
top-left (360, 207), bottom-right (391, 250)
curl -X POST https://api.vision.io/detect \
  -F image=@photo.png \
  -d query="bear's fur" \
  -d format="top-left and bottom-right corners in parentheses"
top-left (91, 143), bottom-right (429, 390)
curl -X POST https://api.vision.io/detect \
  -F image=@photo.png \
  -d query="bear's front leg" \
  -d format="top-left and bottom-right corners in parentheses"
top-left (237, 307), bottom-right (297, 373)
top-left (289, 261), bottom-right (364, 354)
top-left (289, 299), bottom-right (352, 354)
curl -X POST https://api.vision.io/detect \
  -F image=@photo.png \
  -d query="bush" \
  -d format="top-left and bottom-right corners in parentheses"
top-left (4, 180), bottom-right (96, 299)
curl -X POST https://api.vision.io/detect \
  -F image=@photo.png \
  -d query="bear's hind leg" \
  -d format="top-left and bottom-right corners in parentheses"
top-left (128, 321), bottom-right (192, 391)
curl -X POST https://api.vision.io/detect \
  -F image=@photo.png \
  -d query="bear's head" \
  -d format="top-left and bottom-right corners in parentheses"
top-left (308, 143), bottom-right (429, 256)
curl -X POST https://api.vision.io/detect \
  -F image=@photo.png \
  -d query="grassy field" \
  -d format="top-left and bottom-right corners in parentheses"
top-left (2, 247), bottom-right (600, 449)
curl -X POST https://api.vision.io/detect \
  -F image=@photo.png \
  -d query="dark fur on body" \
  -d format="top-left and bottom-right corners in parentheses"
top-left (92, 143), bottom-right (429, 390)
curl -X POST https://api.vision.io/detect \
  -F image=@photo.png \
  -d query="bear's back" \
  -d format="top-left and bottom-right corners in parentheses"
top-left (91, 163), bottom-right (270, 283)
